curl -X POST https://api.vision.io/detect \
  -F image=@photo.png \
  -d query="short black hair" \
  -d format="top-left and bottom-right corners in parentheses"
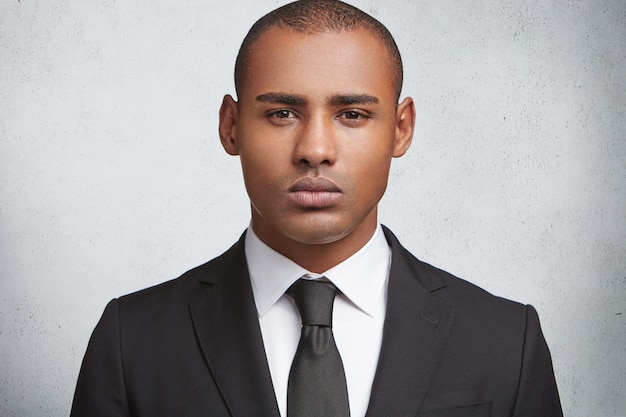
top-left (234, 0), bottom-right (404, 101)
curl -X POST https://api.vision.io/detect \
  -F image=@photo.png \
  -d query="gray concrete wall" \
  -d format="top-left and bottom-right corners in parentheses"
top-left (1, 1), bottom-right (624, 415)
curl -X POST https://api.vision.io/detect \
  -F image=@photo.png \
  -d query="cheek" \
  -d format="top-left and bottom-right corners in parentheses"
top-left (238, 136), bottom-right (278, 179)
top-left (349, 135), bottom-right (394, 173)
top-left (349, 141), bottom-right (393, 194)
top-left (240, 155), bottom-right (273, 191)
top-left (239, 147), bottom-right (289, 204)
top-left (237, 123), bottom-right (292, 178)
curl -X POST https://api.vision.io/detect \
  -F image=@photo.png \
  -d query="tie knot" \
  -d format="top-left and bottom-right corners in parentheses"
top-left (287, 279), bottom-right (338, 327)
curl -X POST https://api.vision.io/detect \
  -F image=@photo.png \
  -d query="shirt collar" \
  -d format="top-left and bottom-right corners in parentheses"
top-left (245, 224), bottom-right (391, 317)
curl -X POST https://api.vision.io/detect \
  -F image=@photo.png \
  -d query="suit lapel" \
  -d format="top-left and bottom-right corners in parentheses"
top-left (189, 236), bottom-right (281, 417)
top-left (366, 228), bottom-right (457, 416)
top-left (186, 228), bottom-right (454, 416)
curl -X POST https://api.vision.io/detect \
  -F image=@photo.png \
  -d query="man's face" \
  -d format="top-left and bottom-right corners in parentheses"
top-left (220, 26), bottom-right (414, 256)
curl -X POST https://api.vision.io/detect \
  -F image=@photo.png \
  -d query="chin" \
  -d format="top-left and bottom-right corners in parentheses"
top-left (280, 221), bottom-right (354, 246)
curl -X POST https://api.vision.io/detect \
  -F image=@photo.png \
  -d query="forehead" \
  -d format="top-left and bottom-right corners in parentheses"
top-left (239, 26), bottom-right (396, 102)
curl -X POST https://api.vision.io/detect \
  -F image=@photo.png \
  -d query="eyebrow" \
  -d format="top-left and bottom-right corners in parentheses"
top-left (329, 94), bottom-right (379, 106)
top-left (255, 93), bottom-right (307, 106)
top-left (255, 92), bottom-right (380, 107)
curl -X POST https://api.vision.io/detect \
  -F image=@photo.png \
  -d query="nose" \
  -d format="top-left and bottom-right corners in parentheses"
top-left (292, 115), bottom-right (337, 168)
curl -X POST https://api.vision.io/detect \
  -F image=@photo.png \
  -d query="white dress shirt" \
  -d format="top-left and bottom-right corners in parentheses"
top-left (245, 224), bottom-right (391, 417)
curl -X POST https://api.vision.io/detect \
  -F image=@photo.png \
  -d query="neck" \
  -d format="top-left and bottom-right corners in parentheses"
top-left (251, 211), bottom-right (378, 273)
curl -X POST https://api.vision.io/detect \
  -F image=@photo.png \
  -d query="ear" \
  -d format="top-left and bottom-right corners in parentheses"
top-left (219, 94), bottom-right (240, 155)
top-left (392, 96), bottom-right (416, 158)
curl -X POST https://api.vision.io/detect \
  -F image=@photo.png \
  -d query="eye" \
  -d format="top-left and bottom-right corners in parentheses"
top-left (273, 109), bottom-right (294, 118)
top-left (267, 109), bottom-right (298, 125)
top-left (343, 110), bottom-right (363, 119)
top-left (337, 110), bottom-right (370, 125)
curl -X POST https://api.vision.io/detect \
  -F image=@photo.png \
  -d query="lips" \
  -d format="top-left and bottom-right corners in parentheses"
top-left (288, 177), bottom-right (342, 208)
top-left (289, 177), bottom-right (341, 193)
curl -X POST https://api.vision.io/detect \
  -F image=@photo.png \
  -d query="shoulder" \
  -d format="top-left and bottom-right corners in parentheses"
top-left (420, 259), bottom-right (529, 331)
top-left (113, 233), bottom-right (246, 314)
top-left (383, 225), bottom-right (528, 320)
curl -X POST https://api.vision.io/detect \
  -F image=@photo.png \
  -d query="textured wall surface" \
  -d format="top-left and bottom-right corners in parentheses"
top-left (1, 1), bottom-right (624, 416)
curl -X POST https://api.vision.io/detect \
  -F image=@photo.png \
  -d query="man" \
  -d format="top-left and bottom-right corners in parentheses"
top-left (71, 1), bottom-right (563, 416)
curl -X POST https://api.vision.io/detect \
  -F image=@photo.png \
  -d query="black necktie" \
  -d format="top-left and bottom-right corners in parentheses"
top-left (286, 279), bottom-right (350, 417)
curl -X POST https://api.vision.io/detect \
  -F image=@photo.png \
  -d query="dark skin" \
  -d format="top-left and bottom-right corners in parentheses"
top-left (219, 26), bottom-right (415, 272)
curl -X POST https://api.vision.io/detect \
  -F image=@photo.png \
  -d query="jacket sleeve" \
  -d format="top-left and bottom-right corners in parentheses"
top-left (70, 299), bottom-right (132, 417)
top-left (512, 305), bottom-right (563, 417)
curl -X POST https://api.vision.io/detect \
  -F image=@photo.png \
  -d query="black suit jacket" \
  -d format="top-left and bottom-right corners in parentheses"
top-left (71, 227), bottom-right (562, 416)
